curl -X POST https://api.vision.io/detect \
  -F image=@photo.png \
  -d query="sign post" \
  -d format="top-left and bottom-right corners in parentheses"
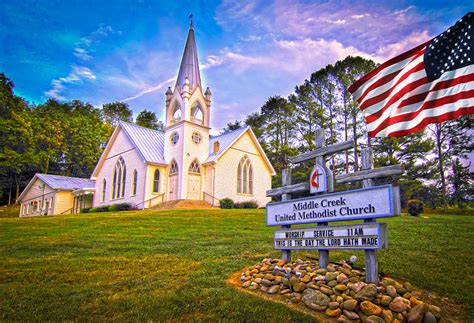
top-left (281, 168), bottom-right (292, 262)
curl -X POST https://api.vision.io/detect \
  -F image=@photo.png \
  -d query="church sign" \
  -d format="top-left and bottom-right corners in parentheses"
top-left (274, 222), bottom-right (387, 250)
top-left (266, 184), bottom-right (396, 226)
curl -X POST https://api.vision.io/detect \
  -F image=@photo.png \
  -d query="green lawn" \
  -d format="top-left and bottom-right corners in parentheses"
top-left (0, 209), bottom-right (472, 321)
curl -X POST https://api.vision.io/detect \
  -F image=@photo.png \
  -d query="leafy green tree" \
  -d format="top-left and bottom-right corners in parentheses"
top-left (136, 109), bottom-right (163, 130)
top-left (448, 158), bottom-right (473, 208)
top-left (221, 120), bottom-right (243, 134)
top-left (429, 116), bottom-right (473, 211)
top-left (0, 73), bottom-right (39, 202)
top-left (101, 101), bottom-right (133, 127)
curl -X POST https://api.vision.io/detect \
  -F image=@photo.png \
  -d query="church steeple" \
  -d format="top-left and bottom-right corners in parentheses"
top-left (175, 16), bottom-right (202, 90)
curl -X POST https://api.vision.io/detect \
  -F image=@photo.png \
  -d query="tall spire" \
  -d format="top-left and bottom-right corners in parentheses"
top-left (175, 16), bottom-right (202, 90)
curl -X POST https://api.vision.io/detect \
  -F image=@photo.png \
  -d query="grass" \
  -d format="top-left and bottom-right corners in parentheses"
top-left (0, 209), bottom-right (472, 321)
top-left (0, 204), bottom-right (20, 217)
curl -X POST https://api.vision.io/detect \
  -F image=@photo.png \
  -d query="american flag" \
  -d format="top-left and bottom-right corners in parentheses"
top-left (349, 12), bottom-right (474, 137)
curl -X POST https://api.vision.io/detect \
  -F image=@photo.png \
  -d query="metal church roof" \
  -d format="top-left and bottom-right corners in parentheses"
top-left (119, 121), bottom-right (166, 164)
top-left (175, 21), bottom-right (202, 90)
top-left (36, 174), bottom-right (96, 190)
top-left (205, 127), bottom-right (249, 163)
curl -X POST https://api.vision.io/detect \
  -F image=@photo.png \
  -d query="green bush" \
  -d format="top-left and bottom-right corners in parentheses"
top-left (108, 203), bottom-right (132, 212)
top-left (81, 208), bottom-right (90, 213)
top-left (235, 200), bottom-right (258, 209)
top-left (96, 206), bottom-right (110, 212)
top-left (88, 207), bottom-right (98, 213)
top-left (407, 199), bottom-right (424, 216)
top-left (219, 198), bottom-right (234, 209)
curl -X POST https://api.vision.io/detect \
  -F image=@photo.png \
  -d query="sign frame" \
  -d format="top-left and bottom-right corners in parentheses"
top-left (274, 222), bottom-right (388, 251)
top-left (266, 184), bottom-right (398, 226)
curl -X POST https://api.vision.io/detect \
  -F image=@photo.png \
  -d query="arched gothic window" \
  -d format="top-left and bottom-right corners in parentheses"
top-left (189, 159), bottom-right (201, 174)
top-left (191, 102), bottom-right (204, 124)
top-left (237, 156), bottom-right (253, 195)
top-left (153, 169), bottom-right (160, 193)
top-left (101, 179), bottom-right (106, 202)
top-left (112, 157), bottom-right (126, 199)
top-left (170, 160), bottom-right (179, 175)
top-left (171, 104), bottom-right (182, 122)
top-left (131, 170), bottom-right (138, 196)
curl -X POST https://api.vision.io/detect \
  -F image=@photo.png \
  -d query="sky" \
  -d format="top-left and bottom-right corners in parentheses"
top-left (0, 0), bottom-right (471, 131)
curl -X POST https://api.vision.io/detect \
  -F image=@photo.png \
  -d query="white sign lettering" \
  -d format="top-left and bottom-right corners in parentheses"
top-left (274, 223), bottom-right (387, 250)
top-left (266, 185), bottom-right (397, 226)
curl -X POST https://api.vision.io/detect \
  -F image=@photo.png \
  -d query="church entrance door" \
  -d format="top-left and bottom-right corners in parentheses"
top-left (187, 174), bottom-right (201, 200)
top-left (169, 175), bottom-right (178, 200)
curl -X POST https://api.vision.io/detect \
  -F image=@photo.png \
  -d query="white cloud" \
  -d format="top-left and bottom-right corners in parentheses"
top-left (45, 66), bottom-right (96, 100)
top-left (376, 30), bottom-right (431, 59)
top-left (394, 6), bottom-right (415, 15)
top-left (73, 25), bottom-right (118, 61)
top-left (121, 77), bottom-right (175, 102)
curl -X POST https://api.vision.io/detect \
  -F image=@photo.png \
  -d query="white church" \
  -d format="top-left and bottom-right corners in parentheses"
top-left (18, 21), bottom-right (275, 216)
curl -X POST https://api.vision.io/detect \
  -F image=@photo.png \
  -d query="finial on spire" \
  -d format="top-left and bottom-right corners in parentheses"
top-left (189, 13), bottom-right (193, 29)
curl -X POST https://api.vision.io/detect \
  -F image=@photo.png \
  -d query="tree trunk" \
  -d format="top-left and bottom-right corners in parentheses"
top-left (435, 124), bottom-right (448, 212)
top-left (343, 94), bottom-right (349, 173)
top-left (352, 111), bottom-right (359, 171)
top-left (15, 175), bottom-right (20, 204)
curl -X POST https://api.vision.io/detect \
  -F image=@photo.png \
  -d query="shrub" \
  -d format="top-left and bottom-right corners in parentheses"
top-left (96, 206), bottom-right (110, 212)
top-left (88, 207), bottom-right (98, 213)
top-left (81, 208), bottom-right (90, 213)
top-left (108, 203), bottom-right (132, 212)
top-left (407, 199), bottom-right (424, 216)
top-left (235, 200), bottom-right (258, 209)
top-left (219, 198), bottom-right (234, 209)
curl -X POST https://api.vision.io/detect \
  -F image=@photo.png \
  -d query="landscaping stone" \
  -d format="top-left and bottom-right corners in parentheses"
top-left (380, 295), bottom-right (392, 306)
top-left (366, 315), bottom-right (385, 322)
top-left (302, 289), bottom-right (330, 311)
top-left (335, 284), bottom-right (348, 291)
top-left (328, 301), bottom-right (340, 310)
top-left (355, 285), bottom-right (378, 301)
top-left (343, 309), bottom-right (360, 320)
top-left (386, 285), bottom-right (398, 298)
top-left (337, 273), bottom-right (349, 283)
top-left (360, 301), bottom-right (382, 316)
top-left (293, 282), bottom-right (306, 293)
top-left (239, 259), bottom-right (443, 322)
top-left (381, 308), bottom-right (394, 322)
top-left (408, 303), bottom-right (429, 323)
top-left (320, 286), bottom-right (333, 295)
top-left (325, 307), bottom-right (342, 317)
top-left (261, 279), bottom-right (273, 287)
top-left (343, 299), bottom-right (358, 311)
top-left (422, 311), bottom-right (437, 323)
top-left (389, 296), bottom-right (411, 313)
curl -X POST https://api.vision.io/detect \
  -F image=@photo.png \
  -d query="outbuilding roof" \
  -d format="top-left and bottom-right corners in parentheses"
top-left (36, 174), bottom-right (96, 190)
top-left (17, 173), bottom-right (96, 202)
top-left (120, 122), bottom-right (166, 164)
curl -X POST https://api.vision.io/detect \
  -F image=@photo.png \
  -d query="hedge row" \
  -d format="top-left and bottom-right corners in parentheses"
top-left (82, 203), bottom-right (133, 213)
top-left (219, 198), bottom-right (258, 209)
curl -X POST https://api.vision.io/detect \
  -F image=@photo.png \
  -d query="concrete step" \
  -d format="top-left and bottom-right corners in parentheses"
top-left (150, 199), bottom-right (217, 210)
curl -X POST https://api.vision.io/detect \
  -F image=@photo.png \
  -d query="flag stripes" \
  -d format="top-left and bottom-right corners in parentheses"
top-left (348, 13), bottom-right (474, 137)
